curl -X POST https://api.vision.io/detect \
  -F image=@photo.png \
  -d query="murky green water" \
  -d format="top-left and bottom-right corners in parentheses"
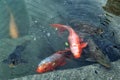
top-left (0, 0), bottom-right (120, 80)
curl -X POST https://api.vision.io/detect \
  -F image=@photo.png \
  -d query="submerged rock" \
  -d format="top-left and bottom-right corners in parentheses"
top-left (103, 0), bottom-right (120, 16)
top-left (11, 59), bottom-right (120, 80)
top-left (2, 40), bottom-right (31, 68)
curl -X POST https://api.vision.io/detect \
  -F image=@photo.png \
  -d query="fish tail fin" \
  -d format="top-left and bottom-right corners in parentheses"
top-left (50, 24), bottom-right (67, 33)
top-left (55, 48), bottom-right (73, 58)
top-left (62, 48), bottom-right (73, 58)
top-left (56, 48), bottom-right (71, 54)
top-left (64, 48), bottom-right (71, 52)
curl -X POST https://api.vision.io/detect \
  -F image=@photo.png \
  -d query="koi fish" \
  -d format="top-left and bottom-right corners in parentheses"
top-left (9, 10), bottom-right (19, 39)
top-left (3, 40), bottom-right (30, 67)
top-left (51, 24), bottom-right (87, 58)
top-left (85, 38), bottom-right (111, 68)
top-left (36, 49), bottom-right (70, 73)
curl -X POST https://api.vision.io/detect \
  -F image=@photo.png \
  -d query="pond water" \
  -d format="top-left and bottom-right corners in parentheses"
top-left (0, 0), bottom-right (120, 80)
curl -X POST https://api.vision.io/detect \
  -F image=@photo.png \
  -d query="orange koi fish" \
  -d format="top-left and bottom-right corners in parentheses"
top-left (51, 24), bottom-right (87, 58)
top-left (36, 49), bottom-right (70, 73)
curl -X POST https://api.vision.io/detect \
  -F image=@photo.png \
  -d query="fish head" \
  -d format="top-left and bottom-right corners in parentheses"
top-left (95, 53), bottom-right (111, 68)
top-left (36, 63), bottom-right (49, 73)
top-left (36, 61), bottom-right (55, 73)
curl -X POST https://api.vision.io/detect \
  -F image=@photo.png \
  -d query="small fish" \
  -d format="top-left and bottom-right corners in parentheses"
top-left (3, 40), bottom-right (30, 67)
top-left (85, 38), bottom-right (111, 68)
top-left (9, 11), bottom-right (19, 39)
top-left (36, 49), bottom-right (70, 73)
top-left (51, 24), bottom-right (87, 58)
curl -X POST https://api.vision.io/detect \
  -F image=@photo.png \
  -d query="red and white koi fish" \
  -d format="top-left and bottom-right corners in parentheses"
top-left (51, 24), bottom-right (87, 58)
top-left (36, 49), bottom-right (70, 73)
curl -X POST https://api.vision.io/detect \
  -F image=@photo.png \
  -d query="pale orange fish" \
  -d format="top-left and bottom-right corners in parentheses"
top-left (36, 49), bottom-right (70, 73)
top-left (51, 24), bottom-right (87, 58)
top-left (9, 12), bottom-right (19, 38)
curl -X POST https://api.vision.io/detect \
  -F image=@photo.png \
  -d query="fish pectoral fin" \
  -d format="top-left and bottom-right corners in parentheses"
top-left (86, 58), bottom-right (96, 62)
top-left (80, 42), bottom-right (88, 48)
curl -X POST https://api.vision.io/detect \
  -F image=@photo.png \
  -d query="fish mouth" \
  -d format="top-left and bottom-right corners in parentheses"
top-left (36, 67), bottom-right (45, 73)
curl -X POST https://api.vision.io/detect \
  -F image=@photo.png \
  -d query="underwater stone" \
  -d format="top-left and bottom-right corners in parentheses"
top-left (11, 59), bottom-right (120, 80)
